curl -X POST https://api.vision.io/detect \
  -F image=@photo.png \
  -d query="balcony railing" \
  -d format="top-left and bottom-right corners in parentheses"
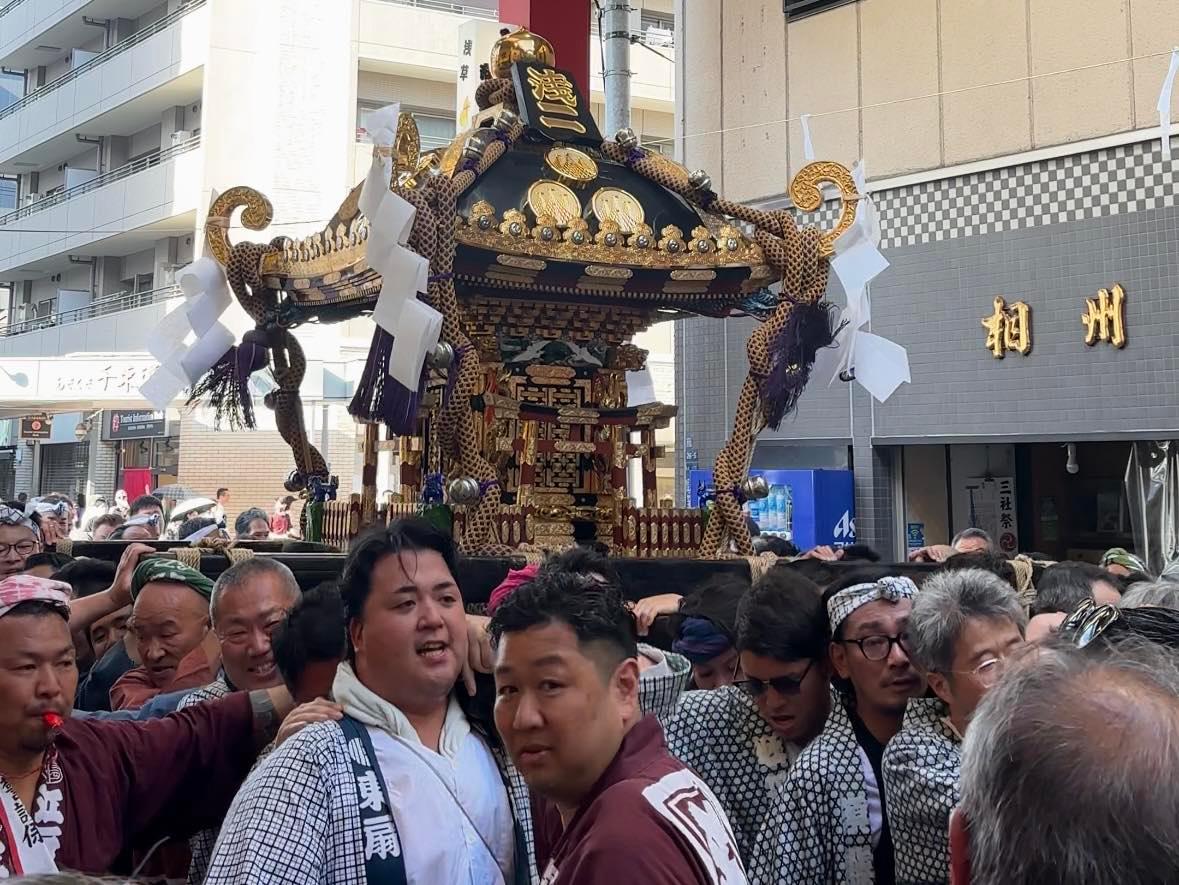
top-left (0, 283), bottom-right (180, 337)
top-left (0, 0), bottom-right (206, 122)
top-left (372, 0), bottom-right (497, 19)
top-left (0, 0), bottom-right (27, 19)
top-left (0, 133), bottom-right (199, 225)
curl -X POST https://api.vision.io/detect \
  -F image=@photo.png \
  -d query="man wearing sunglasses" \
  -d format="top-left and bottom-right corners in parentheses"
top-left (883, 568), bottom-right (1026, 885)
top-left (751, 570), bottom-right (924, 885)
top-left (662, 569), bottom-right (831, 870)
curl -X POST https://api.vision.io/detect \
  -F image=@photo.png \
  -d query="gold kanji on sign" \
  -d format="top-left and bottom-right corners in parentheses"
top-left (981, 296), bottom-right (1032, 358)
top-left (526, 67), bottom-right (586, 134)
top-left (1082, 284), bottom-right (1127, 348)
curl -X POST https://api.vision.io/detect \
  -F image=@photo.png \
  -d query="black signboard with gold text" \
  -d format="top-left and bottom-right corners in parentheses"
top-left (511, 61), bottom-right (602, 147)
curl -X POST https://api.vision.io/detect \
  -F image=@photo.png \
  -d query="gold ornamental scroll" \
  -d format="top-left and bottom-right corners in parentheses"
top-left (788, 161), bottom-right (860, 258)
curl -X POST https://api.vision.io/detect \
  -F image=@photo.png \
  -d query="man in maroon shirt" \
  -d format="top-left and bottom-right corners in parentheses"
top-left (490, 570), bottom-right (747, 885)
top-left (0, 573), bottom-right (294, 877)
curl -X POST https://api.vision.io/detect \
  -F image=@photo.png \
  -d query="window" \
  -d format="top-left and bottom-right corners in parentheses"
top-left (356, 101), bottom-right (457, 150)
top-left (784, 0), bottom-right (854, 19)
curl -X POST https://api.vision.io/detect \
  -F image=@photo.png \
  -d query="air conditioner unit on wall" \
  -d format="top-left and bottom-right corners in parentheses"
top-left (170, 130), bottom-right (192, 146)
top-left (22, 193), bottom-right (40, 205)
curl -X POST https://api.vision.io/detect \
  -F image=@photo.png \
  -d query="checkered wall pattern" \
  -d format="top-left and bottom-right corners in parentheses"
top-left (778, 135), bottom-right (1177, 249)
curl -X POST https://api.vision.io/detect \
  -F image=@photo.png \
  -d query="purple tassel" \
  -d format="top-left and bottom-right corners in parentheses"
top-left (234, 330), bottom-right (270, 429)
top-left (759, 299), bottom-right (842, 430)
top-left (188, 346), bottom-right (253, 430)
top-left (348, 327), bottom-right (427, 435)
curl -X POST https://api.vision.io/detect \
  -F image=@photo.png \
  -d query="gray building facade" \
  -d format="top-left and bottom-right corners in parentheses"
top-left (677, 133), bottom-right (1179, 558)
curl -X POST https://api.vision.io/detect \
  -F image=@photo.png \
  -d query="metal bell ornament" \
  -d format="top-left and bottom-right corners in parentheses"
top-left (741, 475), bottom-right (770, 501)
top-left (447, 477), bottom-right (482, 505)
top-left (688, 169), bottom-right (712, 192)
top-left (428, 342), bottom-right (455, 370)
top-left (614, 127), bottom-right (639, 150)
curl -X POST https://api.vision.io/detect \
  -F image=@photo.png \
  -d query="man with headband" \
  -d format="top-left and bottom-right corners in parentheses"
top-left (0, 573), bottom-right (294, 876)
top-left (109, 560), bottom-right (221, 711)
top-left (751, 569), bottom-right (925, 885)
top-left (0, 504), bottom-right (41, 579)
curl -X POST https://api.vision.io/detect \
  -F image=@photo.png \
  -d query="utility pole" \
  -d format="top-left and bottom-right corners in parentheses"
top-left (602, 0), bottom-right (633, 136)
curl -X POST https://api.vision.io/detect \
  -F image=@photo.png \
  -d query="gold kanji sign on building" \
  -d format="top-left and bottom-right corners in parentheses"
top-left (1082, 284), bottom-right (1127, 348)
top-left (981, 296), bottom-right (1032, 358)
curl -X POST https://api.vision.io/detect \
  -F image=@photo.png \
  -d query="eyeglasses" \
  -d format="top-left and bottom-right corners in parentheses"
top-left (0, 540), bottom-right (38, 557)
top-left (734, 659), bottom-right (815, 698)
top-left (837, 632), bottom-right (912, 662)
top-left (1059, 598), bottom-right (1121, 649)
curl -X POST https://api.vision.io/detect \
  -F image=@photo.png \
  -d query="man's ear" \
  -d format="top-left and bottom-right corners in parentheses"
top-left (949, 807), bottom-right (971, 885)
top-left (927, 670), bottom-right (953, 707)
top-left (349, 617), bottom-right (364, 658)
top-left (613, 657), bottom-right (641, 719)
top-left (829, 640), bottom-right (851, 680)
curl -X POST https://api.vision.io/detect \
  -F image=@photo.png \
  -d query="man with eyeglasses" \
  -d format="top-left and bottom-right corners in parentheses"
top-left (180, 557), bottom-right (335, 885)
top-left (0, 504), bottom-right (41, 579)
top-left (751, 570), bottom-right (924, 885)
top-left (662, 569), bottom-right (832, 869)
top-left (883, 568), bottom-right (1026, 885)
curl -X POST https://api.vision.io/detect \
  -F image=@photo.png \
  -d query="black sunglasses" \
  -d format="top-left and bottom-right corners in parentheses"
top-left (1059, 598), bottom-right (1120, 649)
top-left (734, 659), bottom-right (816, 698)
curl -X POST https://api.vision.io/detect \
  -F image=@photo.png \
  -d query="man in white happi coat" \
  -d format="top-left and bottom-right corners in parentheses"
top-left (884, 568), bottom-right (1025, 885)
top-left (751, 571), bottom-right (926, 885)
top-left (206, 519), bottom-right (690, 885)
top-left (661, 569), bottom-right (832, 866)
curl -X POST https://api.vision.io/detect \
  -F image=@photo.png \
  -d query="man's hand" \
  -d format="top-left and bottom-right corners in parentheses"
top-left (908, 544), bottom-right (955, 563)
top-left (274, 698), bottom-right (344, 747)
top-left (802, 545), bottom-right (844, 562)
top-left (110, 542), bottom-right (156, 608)
top-left (37, 516), bottom-right (66, 549)
top-left (632, 593), bottom-right (683, 636)
top-left (463, 614), bottom-right (493, 696)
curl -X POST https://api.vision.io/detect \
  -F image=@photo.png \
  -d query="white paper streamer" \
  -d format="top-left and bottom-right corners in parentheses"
top-left (180, 322), bottom-right (235, 384)
top-left (625, 369), bottom-right (657, 406)
top-left (141, 365), bottom-right (187, 411)
top-left (814, 160), bottom-right (911, 403)
top-left (1157, 48), bottom-right (1179, 162)
top-left (138, 255), bottom-right (238, 407)
top-left (800, 113), bottom-right (816, 161)
top-left (389, 299), bottom-right (444, 389)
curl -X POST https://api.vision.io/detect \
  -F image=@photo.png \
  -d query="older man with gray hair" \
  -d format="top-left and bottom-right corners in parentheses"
top-left (1119, 579), bottom-right (1179, 611)
top-left (883, 568), bottom-right (1025, 885)
top-left (950, 638), bottom-right (1179, 885)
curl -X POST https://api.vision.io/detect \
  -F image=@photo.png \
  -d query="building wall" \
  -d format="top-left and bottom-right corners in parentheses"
top-left (677, 130), bottom-right (1179, 555)
top-left (177, 404), bottom-right (357, 530)
top-left (677, 0), bottom-right (1179, 200)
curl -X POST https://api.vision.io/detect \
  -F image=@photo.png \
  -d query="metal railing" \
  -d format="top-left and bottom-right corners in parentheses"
top-left (0, 0), bottom-right (206, 122)
top-left (0, 133), bottom-right (199, 225)
top-left (0, 0), bottom-right (27, 19)
top-left (372, 0), bottom-right (497, 19)
top-left (0, 283), bottom-right (180, 337)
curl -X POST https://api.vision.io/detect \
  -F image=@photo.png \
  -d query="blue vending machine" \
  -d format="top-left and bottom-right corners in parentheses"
top-left (689, 468), bottom-right (855, 551)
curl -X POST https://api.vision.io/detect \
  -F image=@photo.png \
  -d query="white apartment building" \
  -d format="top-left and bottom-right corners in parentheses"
top-left (0, 0), bottom-right (676, 514)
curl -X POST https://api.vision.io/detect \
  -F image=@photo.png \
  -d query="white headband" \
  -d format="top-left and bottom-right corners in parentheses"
top-left (827, 576), bottom-right (919, 633)
top-left (0, 504), bottom-right (39, 539)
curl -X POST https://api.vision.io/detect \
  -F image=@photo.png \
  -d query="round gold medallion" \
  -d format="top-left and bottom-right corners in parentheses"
top-left (591, 187), bottom-right (645, 234)
top-left (527, 180), bottom-right (582, 227)
top-left (545, 146), bottom-right (599, 183)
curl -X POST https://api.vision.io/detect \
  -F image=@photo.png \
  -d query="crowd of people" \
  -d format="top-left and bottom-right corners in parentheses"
top-left (0, 488), bottom-right (300, 550)
top-left (0, 510), bottom-right (1177, 884)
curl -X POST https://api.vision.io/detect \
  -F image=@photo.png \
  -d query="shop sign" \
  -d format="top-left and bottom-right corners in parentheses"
top-left (456, 20), bottom-right (505, 131)
top-left (20, 416), bottom-right (51, 440)
top-left (0, 358), bottom-right (159, 403)
top-left (1082, 284), bottom-right (1127, 348)
top-left (966, 475), bottom-right (1019, 553)
top-left (980, 297), bottom-right (1032, 358)
top-left (103, 409), bottom-right (166, 441)
top-left (906, 522), bottom-right (925, 552)
top-left (981, 284), bottom-right (1128, 356)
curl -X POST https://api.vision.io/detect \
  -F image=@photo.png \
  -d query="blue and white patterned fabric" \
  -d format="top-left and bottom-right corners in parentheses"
top-left (882, 698), bottom-right (961, 885)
